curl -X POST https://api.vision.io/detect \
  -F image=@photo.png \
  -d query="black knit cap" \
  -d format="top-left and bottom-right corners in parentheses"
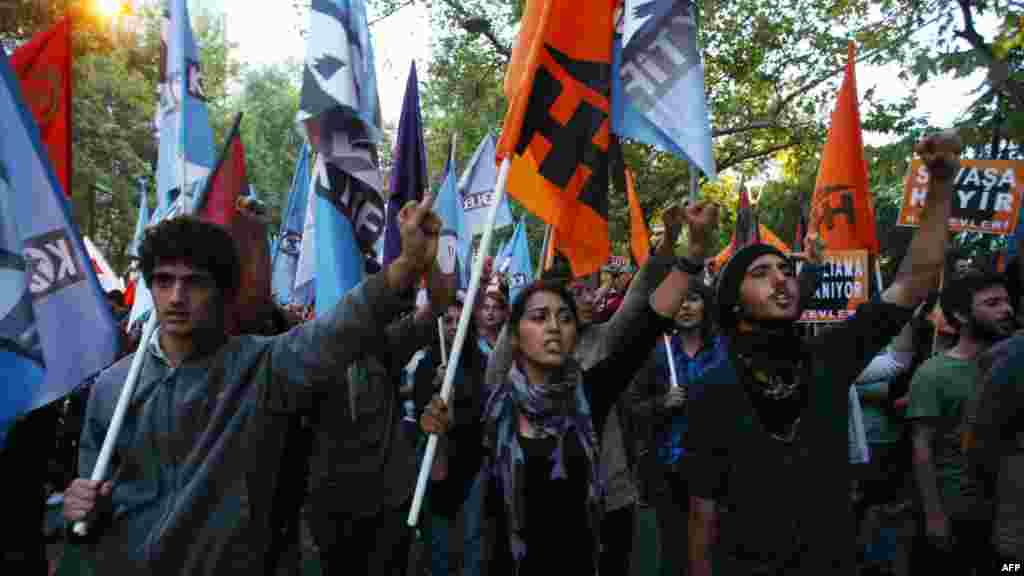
top-left (716, 244), bottom-right (789, 329)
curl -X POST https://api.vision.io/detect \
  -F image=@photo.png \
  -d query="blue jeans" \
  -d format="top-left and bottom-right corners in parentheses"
top-left (429, 469), bottom-right (485, 576)
top-left (461, 469), bottom-right (485, 576)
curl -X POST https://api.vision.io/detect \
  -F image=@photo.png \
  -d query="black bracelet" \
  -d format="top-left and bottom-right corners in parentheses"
top-left (673, 256), bottom-right (704, 276)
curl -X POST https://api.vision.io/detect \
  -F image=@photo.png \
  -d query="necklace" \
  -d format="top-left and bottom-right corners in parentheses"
top-left (770, 416), bottom-right (802, 444)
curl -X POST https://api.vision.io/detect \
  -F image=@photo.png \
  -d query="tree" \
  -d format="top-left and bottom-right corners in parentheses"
top-left (220, 61), bottom-right (303, 235)
top-left (367, 0), bottom-right (938, 270)
top-left (3, 2), bottom-right (246, 275)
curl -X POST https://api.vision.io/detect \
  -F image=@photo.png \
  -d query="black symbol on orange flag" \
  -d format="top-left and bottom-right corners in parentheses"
top-left (813, 184), bottom-right (856, 232)
top-left (515, 45), bottom-right (610, 220)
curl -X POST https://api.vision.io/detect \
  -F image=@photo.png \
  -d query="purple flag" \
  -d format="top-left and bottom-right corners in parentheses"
top-left (382, 62), bottom-right (427, 266)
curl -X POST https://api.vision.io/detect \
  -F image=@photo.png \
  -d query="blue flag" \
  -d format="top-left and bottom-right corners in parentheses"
top-left (611, 0), bottom-right (716, 179)
top-left (155, 0), bottom-right (216, 213)
top-left (130, 0), bottom-right (217, 330)
top-left (128, 177), bottom-right (150, 259)
top-left (496, 219), bottom-right (534, 304)
top-left (383, 63), bottom-right (427, 266)
top-left (458, 133), bottom-right (514, 239)
top-left (313, 155), bottom-right (366, 315)
top-left (434, 140), bottom-right (466, 288)
top-left (299, 0), bottom-right (385, 193)
top-left (0, 53), bottom-right (118, 432)
top-left (300, 0), bottom-right (388, 315)
top-left (271, 143), bottom-right (311, 305)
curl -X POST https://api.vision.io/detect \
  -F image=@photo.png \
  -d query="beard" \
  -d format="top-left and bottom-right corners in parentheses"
top-left (968, 315), bottom-right (1014, 343)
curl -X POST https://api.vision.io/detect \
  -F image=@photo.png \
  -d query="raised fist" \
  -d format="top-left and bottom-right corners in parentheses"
top-left (914, 130), bottom-right (962, 181)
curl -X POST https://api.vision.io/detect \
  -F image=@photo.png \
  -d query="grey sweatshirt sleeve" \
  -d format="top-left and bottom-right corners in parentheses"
top-left (485, 324), bottom-right (516, 397)
top-left (380, 309), bottom-right (439, 374)
top-left (581, 254), bottom-right (674, 369)
top-left (270, 272), bottom-right (412, 389)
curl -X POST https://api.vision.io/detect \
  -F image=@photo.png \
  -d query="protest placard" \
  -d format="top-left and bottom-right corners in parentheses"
top-left (898, 159), bottom-right (1024, 235)
top-left (795, 249), bottom-right (869, 323)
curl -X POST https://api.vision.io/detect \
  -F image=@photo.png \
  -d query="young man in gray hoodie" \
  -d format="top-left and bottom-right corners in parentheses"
top-left (63, 196), bottom-right (450, 575)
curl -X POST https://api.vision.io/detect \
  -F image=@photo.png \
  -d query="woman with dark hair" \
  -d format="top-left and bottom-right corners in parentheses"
top-left (629, 279), bottom-right (727, 574)
top-left (412, 293), bottom-right (489, 576)
top-left (421, 200), bottom-right (719, 575)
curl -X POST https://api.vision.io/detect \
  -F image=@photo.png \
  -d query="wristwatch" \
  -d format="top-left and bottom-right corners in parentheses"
top-left (673, 256), bottom-right (704, 276)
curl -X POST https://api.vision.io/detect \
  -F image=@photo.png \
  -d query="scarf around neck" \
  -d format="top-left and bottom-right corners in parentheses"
top-left (482, 361), bottom-right (602, 564)
top-left (729, 328), bottom-right (810, 442)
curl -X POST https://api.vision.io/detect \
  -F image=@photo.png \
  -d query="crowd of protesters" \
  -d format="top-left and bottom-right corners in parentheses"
top-left (3, 132), bottom-right (1024, 576)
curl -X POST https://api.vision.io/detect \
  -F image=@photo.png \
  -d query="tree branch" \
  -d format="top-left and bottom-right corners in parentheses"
top-left (717, 139), bottom-right (803, 172)
top-left (955, 0), bottom-right (1024, 112)
top-left (438, 0), bottom-right (511, 59)
top-left (712, 120), bottom-right (776, 138)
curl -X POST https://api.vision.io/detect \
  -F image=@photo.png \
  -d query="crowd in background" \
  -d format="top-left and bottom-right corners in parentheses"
top-left (2, 140), bottom-right (1023, 576)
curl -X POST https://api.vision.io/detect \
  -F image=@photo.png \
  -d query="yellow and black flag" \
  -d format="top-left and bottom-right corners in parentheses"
top-left (497, 0), bottom-right (615, 277)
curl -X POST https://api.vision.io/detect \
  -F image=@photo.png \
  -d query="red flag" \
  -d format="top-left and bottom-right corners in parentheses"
top-left (733, 185), bottom-right (760, 250)
top-left (198, 114), bottom-right (271, 335)
top-left (12, 17), bottom-right (72, 196)
top-left (811, 42), bottom-right (879, 253)
top-left (124, 277), bottom-right (136, 309)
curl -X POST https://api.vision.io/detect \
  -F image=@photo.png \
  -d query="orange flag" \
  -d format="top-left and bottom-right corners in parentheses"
top-left (711, 224), bottom-right (791, 273)
top-left (626, 169), bottom-right (650, 266)
top-left (12, 17), bottom-right (72, 196)
top-left (811, 42), bottom-right (879, 253)
top-left (497, 0), bottom-right (615, 277)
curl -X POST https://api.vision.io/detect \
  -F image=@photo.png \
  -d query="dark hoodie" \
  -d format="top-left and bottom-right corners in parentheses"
top-left (685, 245), bottom-right (915, 575)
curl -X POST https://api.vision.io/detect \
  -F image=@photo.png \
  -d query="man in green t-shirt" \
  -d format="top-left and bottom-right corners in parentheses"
top-left (908, 271), bottom-right (1015, 573)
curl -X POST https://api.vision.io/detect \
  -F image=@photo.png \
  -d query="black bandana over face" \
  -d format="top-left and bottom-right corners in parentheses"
top-left (730, 328), bottom-right (809, 442)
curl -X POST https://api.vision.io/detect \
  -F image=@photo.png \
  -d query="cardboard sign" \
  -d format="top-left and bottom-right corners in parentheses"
top-left (795, 249), bottom-right (869, 323)
top-left (898, 159), bottom-right (1024, 235)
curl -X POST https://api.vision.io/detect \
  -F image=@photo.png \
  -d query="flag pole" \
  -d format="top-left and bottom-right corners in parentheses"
top-left (537, 224), bottom-right (552, 277)
top-left (179, 0), bottom-right (189, 214)
top-left (664, 334), bottom-right (680, 389)
top-left (873, 256), bottom-right (884, 294)
top-left (73, 313), bottom-right (159, 536)
top-left (409, 157), bottom-right (512, 527)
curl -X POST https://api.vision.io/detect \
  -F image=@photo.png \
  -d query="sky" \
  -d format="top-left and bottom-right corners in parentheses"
top-left (205, 0), bottom-right (991, 146)
top-left (210, 0), bottom-right (431, 127)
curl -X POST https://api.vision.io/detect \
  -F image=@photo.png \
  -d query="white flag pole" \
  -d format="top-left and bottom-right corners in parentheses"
top-left (408, 157), bottom-right (512, 527)
top-left (179, 0), bottom-right (189, 215)
top-left (437, 317), bottom-right (447, 361)
top-left (663, 334), bottom-right (680, 389)
top-left (537, 223), bottom-right (552, 278)
top-left (73, 312), bottom-right (159, 536)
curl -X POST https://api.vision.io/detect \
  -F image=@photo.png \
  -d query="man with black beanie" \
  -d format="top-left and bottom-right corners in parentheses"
top-left (685, 131), bottom-right (962, 576)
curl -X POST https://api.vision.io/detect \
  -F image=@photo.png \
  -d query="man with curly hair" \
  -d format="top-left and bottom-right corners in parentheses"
top-left (62, 196), bottom-right (448, 576)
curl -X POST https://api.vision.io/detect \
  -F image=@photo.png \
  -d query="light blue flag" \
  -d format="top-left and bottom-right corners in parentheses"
top-left (127, 178), bottom-right (149, 260)
top-left (496, 219), bottom-right (534, 304)
top-left (0, 53), bottom-right (118, 433)
top-left (612, 0), bottom-right (716, 179)
top-left (155, 0), bottom-right (216, 213)
top-left (130, 0), bottom-right (216, 329)
top-left (458, 133), bottom-right (514, 239)
top-left (299, 0), bottom-right (388, 316)
top-left (434, 141), bottom-right (467, 289)
top-left (299, 0), bottom-right (386, 194)
top-left (271, 143), bottom-right (311, 305)
top-left (313, 155), bottom-right (365, 316)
